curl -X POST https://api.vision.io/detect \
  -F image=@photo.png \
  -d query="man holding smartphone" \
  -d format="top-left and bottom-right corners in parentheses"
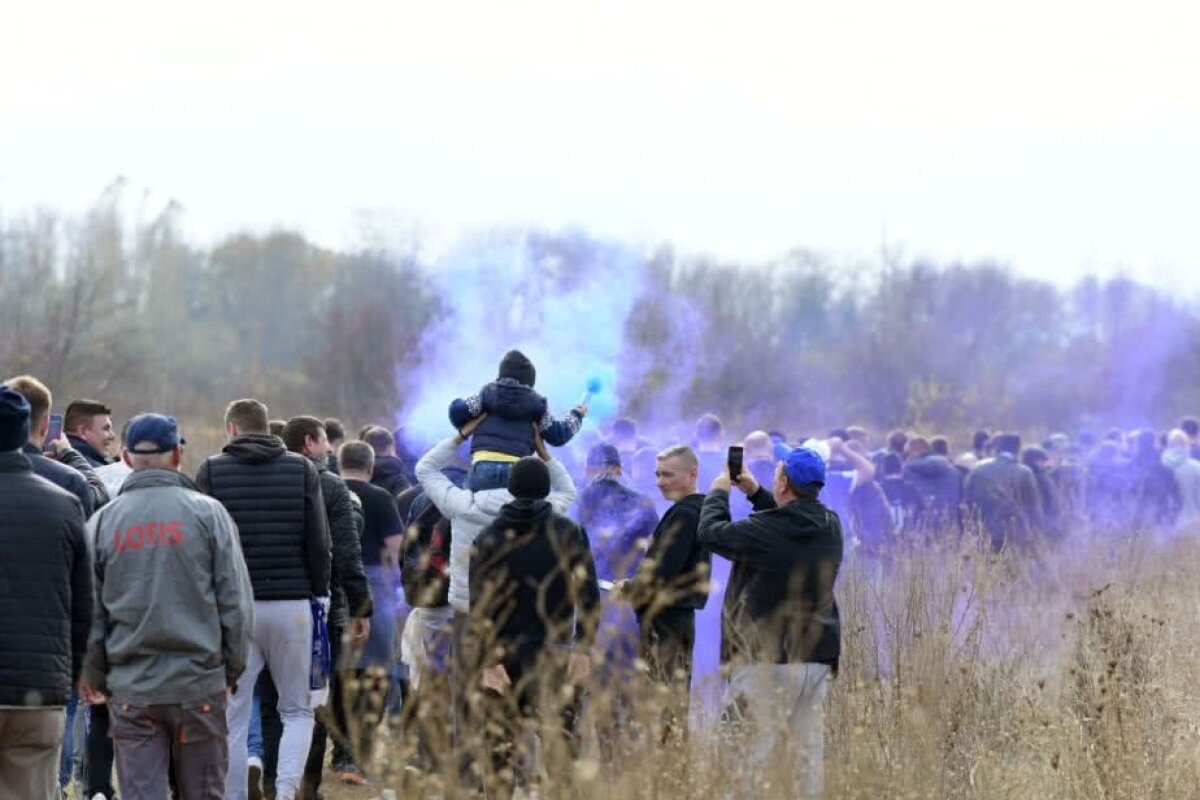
top-left (3, 376), bottom-right (102, 516)
top-left (698, 444), bottom-right (844, 800)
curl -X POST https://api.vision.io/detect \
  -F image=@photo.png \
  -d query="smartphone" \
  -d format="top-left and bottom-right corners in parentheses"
top-left (597, 579), bottom-right (615, 592)
top-left (728, 445), bottom-right (744, 481)
top-left (44, 413), bottom-right (64, 450)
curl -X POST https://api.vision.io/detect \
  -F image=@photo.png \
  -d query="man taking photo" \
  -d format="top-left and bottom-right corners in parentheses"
top-left (698, 443), bottom-right (843, 800)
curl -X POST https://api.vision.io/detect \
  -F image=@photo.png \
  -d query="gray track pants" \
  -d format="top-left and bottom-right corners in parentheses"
top-left (225, 599), bottom-right (314, 800)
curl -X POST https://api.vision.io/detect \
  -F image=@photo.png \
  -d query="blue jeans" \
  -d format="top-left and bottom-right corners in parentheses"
top-left (361, 566), bottom-right (397, 669)
top-left (248, 689), bottom-right (264, 759)
top-left (59, 691), bottom-right (78, 788)
top-left (467, 461), bottom-right (512, 492)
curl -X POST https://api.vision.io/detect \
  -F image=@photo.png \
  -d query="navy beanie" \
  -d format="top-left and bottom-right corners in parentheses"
top-left (0, 384), bottom-right (32, 452)
top-left (508, 456), bottom-right (551, 500)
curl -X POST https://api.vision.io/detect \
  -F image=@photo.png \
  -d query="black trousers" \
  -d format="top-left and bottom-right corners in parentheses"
top-left (639, 607), bottom-right (695, 744)
top-left (481, 659), bottom-right (583, 796)
top-left (84, 703), bottom-right (117, 798)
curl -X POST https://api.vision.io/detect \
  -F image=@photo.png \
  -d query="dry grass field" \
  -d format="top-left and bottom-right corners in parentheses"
top-left (313, 526), bottom-right (1200, 800)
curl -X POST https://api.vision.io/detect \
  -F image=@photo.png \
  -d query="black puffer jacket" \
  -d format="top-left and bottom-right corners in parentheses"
top-left (317, 464), bottom-right (373, 628)
top-left (0, 452), bottom-right (93, 706)
top-left (196, 435), bottom-right (331, 600)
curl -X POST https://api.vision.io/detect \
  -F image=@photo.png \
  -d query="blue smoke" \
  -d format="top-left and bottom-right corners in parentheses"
top-left (399, 228), bottom-right (643, 447)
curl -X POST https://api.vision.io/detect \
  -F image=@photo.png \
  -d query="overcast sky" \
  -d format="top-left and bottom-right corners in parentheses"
top-left (4, 1), bottom-right (1198, 288)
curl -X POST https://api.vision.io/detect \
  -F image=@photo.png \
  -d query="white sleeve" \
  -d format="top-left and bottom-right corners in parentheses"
top-left (546, 458), bottom-right (577, 513)
top-left (416, 437), bottom-right (472, 519)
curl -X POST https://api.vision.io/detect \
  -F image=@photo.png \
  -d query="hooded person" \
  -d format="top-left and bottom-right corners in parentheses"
top-left (449, 350), bottom-right (588, 492)
top-left (467, 456), bottom-right (600, 793)
top-left (194, 399), bottom-right (331, 800)
top-left (902, 436), bottom-right (962, 530)
top-left (697, 443), bottom-right (844, 800)
top-left (415, 415), bottom-right (578, 785)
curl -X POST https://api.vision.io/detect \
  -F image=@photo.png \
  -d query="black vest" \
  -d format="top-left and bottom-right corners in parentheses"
top-left (203, 450), bottom-right (312, 600)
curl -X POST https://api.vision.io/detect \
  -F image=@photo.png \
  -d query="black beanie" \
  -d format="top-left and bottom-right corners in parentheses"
top-left (498, 350), bottom-right (537, 388)
top-left (0, 384), bottom-right (32, 452)
top-left (507, 456), bottom-right (551, 500)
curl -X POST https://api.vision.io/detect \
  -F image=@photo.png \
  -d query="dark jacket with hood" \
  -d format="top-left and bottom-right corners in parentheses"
top-left (371, 453), bottom-right (412, 496)
top-left (448, 350), bottom-right (582, 459)
top-left (195, 434), bottom-right (331, 600)
top-left (0, 451), bottom-right (92, 706)
top-left (903, 453), bottom-right (961, 523)
top-left (395, 466), bottom-right (465, 608)
top-left (698, 487), bottom-right (842, 670)
top-left (469, 498), bottom-right (601, 671)
top-left (315, 461), bottom-right (373, 628)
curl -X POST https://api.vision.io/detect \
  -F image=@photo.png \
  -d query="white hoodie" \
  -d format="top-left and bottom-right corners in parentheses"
top-left (415, 436), bottom-right (577, 612)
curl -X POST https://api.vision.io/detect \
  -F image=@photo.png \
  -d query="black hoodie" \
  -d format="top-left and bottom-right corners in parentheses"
top-left (196, 434), bottom-right (331, 600)
top-left (469, 498), bottom-right (600, 671)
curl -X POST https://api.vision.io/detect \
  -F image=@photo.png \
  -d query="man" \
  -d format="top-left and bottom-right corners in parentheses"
top-left (338, 440), bottom-right (406, 779)
top-left (65, 398), bottom-right (117, 467)
top-left (575, 443), bottom-right (658, 585)
top-left (46, 393), bottom-right (119, 800)
top-left (697, 444), bottom-right (843, 800)
top-left (805, 436), bottom-right (876, 523)
top-left (871, 429), bottom-right (908, 470)
top-left (362, 426), bottom-right (412, 495)
top-left (964, 433), bottom-right (1044, 548)
top-left (415, 416), bottom-right (576, 775)
top-left (622, 445), bottom-right (710, 745)
top-left (608, 417), bottom-right (644, 458)
top-left (0, 385), bottom-right (92, 800)
top-left (4, 374), bottom-right (107, 516)
top-left (1162, 430), bottom-right (1200, 529)
top-left (469, 456), bottom-right (601, 794)
top-left (80, 414), bottom-right (254, 800)
top-left (394, 443), bottom-right (464, 777)
top-left (879, 453), bottom-right (925, 533)
top-left (278, 416), bottom-right (373, 796)
top-left (573, 443), bottom-right (658, 761)
top-left (324, 417), bottom-right (346, 474)
top-left (1180, 418), bottom-right (1200, 460)
top-left (902, 435), bottom-right (961, 529)
top-left (195, 399), bottom-right (331, 800)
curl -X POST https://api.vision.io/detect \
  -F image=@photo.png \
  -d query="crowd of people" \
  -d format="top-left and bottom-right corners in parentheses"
top-left (2, 349), bottom-right (1199, 800)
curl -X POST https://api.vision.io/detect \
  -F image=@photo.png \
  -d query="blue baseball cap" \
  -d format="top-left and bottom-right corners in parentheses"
top-left (125, 414), bottom-right (186, 454)
top-left (773, 441), bottom-right (827, 487)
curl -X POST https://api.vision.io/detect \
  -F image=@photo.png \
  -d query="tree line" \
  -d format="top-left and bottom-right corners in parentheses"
top-left (3, 182), bottom-right (1197, 448)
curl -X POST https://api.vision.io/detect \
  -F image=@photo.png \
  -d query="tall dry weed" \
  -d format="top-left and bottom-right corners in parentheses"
top-left (327, 526), bottom-right (1200, 799)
